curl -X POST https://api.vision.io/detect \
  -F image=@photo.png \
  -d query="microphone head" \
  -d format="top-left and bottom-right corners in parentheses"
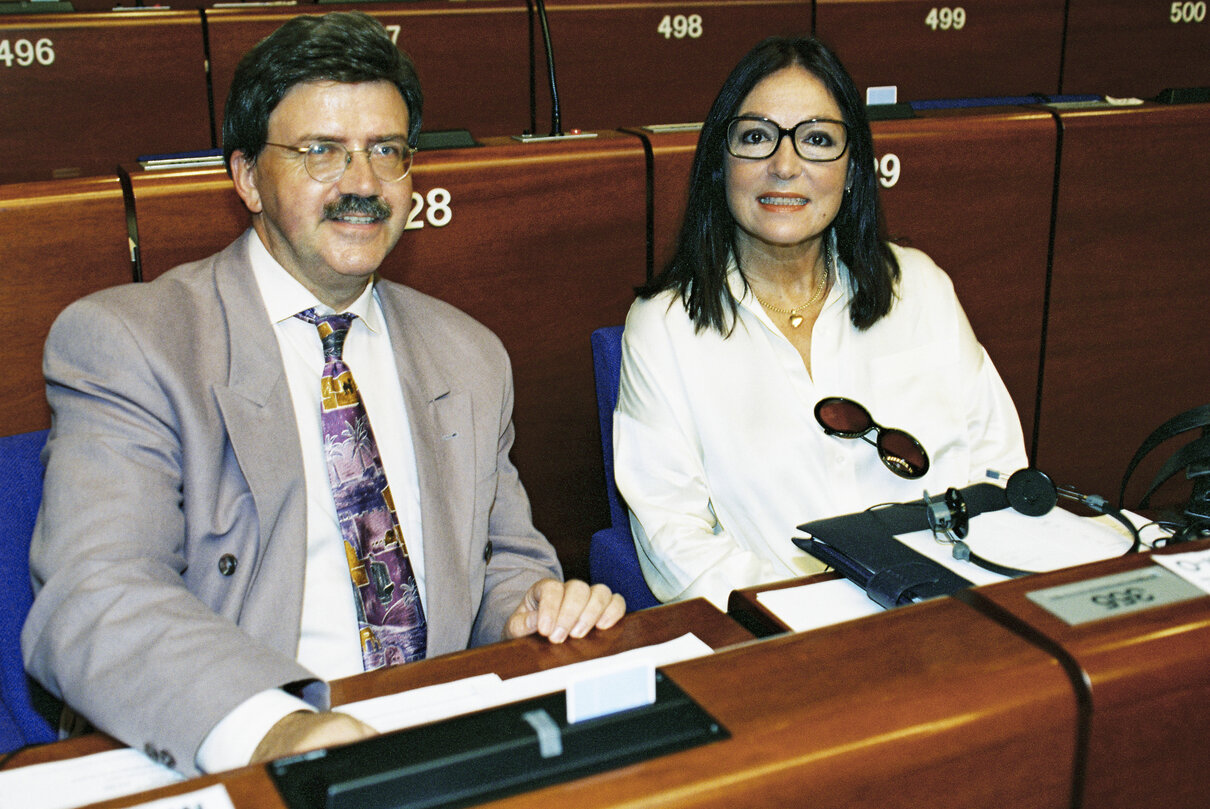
top-left (1006, 468), bottom-right (1058, 516)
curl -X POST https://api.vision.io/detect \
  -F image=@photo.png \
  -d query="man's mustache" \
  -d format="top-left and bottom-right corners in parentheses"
top-left (323, 195), bottom-right (393, 222)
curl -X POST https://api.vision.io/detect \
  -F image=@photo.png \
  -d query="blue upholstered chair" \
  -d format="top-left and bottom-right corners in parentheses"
top-left (0, 429), bottom-right (57, 753)
top-left (588, 327), bottom-right (660, 609)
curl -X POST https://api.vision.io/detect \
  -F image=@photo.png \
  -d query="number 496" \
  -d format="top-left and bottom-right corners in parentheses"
top-left (0, 38), bottom-right (55, 68)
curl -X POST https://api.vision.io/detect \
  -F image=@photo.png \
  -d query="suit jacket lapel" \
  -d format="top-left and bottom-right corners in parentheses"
top-left (210, 232), bottom-right (309, 649)
top-left (379, 285), bottom-right (476, 655)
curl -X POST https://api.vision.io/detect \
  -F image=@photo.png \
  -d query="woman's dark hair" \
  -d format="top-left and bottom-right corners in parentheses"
top-left (222, 11), bottom-right (423, 173)
top-left (641, 36), bottom-right (898, 333)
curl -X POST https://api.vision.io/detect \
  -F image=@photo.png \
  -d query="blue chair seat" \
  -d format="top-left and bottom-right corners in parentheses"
top-left (589, 327), bottom-right (659, 610)
top-left (0, 429), bottom-right (58, 752)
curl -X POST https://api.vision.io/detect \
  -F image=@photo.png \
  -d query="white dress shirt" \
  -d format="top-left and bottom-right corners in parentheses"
top-left (197, 233), bottom-right (425, 771)
top-left (613, 243), bottom-right (1028, 610)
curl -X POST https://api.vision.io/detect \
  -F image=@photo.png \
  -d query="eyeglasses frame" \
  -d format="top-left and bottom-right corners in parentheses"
top-left (262, 140), bottom-right (418, 184)
top-left (725, 115), bottom-right (851, 163)
top-left (813, 396), bottom-right (931, 479)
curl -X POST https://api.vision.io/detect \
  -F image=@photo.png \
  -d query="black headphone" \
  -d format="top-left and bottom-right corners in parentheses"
top-left (924, 469), bottom-right (1141, 578)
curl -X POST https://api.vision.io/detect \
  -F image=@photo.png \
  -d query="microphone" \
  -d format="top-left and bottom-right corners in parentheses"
top-left (515, 0), bottom-right (597, 143)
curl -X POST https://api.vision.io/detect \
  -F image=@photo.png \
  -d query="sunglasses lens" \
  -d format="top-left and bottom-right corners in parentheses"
top-left (816, 398), bottom-right (873, 436)
top-left (877, 429), bottom-right (930, 479)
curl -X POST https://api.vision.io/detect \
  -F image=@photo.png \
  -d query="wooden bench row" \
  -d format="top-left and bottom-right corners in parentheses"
top-left (2, 0), bottom-right (1208, 182)
top-left (2, 100), bottom-right (1207, 577)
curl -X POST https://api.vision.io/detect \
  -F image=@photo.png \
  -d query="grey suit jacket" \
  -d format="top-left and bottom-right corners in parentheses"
top-left (22, 231), bottom-right (561, 774)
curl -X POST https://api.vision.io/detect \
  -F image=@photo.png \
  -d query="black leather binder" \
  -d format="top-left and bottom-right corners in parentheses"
top-left (793, 484), bottom-right (1010, 608)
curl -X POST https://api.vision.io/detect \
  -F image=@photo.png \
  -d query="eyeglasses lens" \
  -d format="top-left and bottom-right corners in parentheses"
top-left (816, 399), bottom-right (872, 435)
top-left (877, 430), bottom-right (929, 479)
top-left (306, 143), bottom-right (412, 183)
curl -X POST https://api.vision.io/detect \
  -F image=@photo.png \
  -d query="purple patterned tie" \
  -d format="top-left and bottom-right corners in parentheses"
top-left (296, 308), bottom-right (427, 669)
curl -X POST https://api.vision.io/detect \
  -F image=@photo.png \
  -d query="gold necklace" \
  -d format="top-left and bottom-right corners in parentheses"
top-left (751, 245), bottom-right (832, 328)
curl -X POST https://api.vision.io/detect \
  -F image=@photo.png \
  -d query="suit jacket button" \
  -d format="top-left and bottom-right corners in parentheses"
top-left (483, 541), bottom-right (493, 564)
top-left (218, 554), bottom-right (238, 576)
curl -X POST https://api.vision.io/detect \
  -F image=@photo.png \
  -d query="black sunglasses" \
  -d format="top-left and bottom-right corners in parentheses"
top-left (814, 397), bottom-right (930, 479)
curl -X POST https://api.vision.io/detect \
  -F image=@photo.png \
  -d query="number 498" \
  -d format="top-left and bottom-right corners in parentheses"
top-left (657, 14), bottom-right (702, 39)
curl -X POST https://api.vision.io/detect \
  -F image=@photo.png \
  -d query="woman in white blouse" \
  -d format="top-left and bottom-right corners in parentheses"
top-left (613, 36), bottom-right (1028, 610)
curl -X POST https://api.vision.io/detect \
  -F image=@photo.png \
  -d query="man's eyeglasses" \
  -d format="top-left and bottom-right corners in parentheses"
top-left (814, 396), bottom-right (930, 479)
top-left (264, 140), bottom-right (417, 183)
top-left (726, 116), bottom-right (850, 163)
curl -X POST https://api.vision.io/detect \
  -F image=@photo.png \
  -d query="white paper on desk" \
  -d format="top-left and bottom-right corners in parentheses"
top-left (1152, 546), bottom-right (1210, 594)
top-left (894, 506), bottom-right (1140, 586)
top-left (342, 633), bottom-right (712, 734)
top-left (0, 748), bottom-right (184, 809)
top-left (340, 672), bottom-right (504, 733)
top-left (762, 507), bottom-right (1146, 632)
top-left (757, 579), bottom-right (884, 632)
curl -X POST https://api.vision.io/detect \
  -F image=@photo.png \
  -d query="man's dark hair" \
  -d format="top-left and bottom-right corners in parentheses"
top-left (641, 36), bottom-right (899, 334)
top-left (222, 11), bottom-right (423, 173)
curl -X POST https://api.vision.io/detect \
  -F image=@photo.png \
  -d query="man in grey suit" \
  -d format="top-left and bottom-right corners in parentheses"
top-left (22, 11), bottom-right (624, 776)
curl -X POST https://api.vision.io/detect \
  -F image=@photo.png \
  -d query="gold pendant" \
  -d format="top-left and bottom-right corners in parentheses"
top-left (789, 313), bottom-right (803, 328)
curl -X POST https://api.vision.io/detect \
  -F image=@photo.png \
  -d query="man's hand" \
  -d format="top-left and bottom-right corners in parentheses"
top-left (251, 710), bottom-right (377, 764)
top-left (505, 578), bottom-right (626, 642)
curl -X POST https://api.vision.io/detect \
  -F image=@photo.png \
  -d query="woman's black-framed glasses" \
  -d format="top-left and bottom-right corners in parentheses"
top-left (725, 116), bottom-right (850, 163)
top-left (814, 396), bottom-right (930, 479)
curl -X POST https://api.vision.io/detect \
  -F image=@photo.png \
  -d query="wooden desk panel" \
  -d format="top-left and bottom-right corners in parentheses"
top-left (0, 175), bottom-right (134, 435)
top-left (0, 12), bottom-right (212, 183)
top-left (124, 165), bottom-right (249, 281)
top-left (3, 599), bottom-right (752, 809)
top-left (1036, 102), bottom-right (1210, 504)
top-left (497, 598), bottom-right (1076, 808)
top-left (624, 126), bottom-right (698, 275)
top-left (1062, 0), bottom-right (1210, 98)
top-left (815, 0), bottom-right (1065, 100)
top-left (203, 3), bottom-right (533, 141)
top-left (536, 0), bottom-right (811, 132)
top-left (127, 134), bottom-right (648, 577)
top-left (962, 540), bottom-right (1210, 808)
top-left (4, 598), bottom-right (1076, 809)
top-left (633, 108), bottom-right (1056, 453)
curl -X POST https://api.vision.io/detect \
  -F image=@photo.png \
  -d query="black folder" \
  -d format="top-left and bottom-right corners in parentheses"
top-left (793, 483), bottom-right (1010, 608)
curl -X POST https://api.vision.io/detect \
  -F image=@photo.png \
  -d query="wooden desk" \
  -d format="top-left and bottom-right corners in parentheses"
top-left (1035, 101), bottom-right (1210, 504)
top-left (961, 539), bottom-right (1210, 808)
top-left (815, 0), bottom-right (1066, 101)
top-left (203, 3), bottom-right (534, 141)
top-left (730, 538), bottom-right (1210, 808)
top-left (0, 175), bottom-right (134, 435)
top-left (1, 599), bottom-right (752, 807)
top-left (0, 11), bottom-right (212, 183)
top-left (1062, 0), bottom-right (1210, 98)
top-left (6, 595), bottom-right (1080, 809)
top-left (536, 0), bottom-right (812, 132)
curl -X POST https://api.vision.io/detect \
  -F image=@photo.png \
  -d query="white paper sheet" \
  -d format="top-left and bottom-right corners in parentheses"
top-left (0, 748), bottom-right (184, 809)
